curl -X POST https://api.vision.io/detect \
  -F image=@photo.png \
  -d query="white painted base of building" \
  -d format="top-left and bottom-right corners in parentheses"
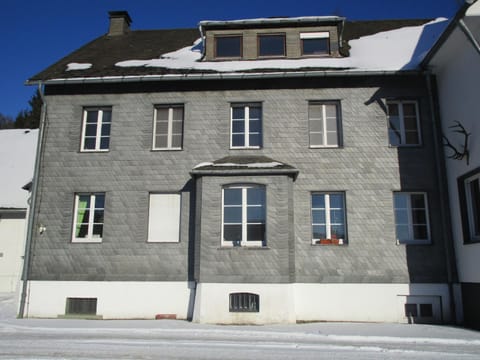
top-left (193, 283), bottom-right (452, 324)
top-left (23, 281), bottom-right (194, 320)
top-left (23, 281), bottom-right (452, 324)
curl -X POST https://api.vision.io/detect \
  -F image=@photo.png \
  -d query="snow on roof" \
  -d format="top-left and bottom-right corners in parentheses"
top-left (116, 18), bottom-right (448, 73)
top-left (66, 63), bottom-right (92, 71)
top-left (199, 16), bottom-right (344, 27)
top-left (0, 129), bottom-right (38, 209)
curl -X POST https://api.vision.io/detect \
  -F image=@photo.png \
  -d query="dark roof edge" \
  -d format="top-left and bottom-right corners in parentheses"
top-left (26, 69), bottom-right (424, 86)
top-left (190, 168), bottom-right (299, 179)
top-left (421, 0), bottom-right (478, 67)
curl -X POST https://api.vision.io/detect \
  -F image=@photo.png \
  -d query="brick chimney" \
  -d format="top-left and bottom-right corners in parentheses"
top-left (108, 11), bottom-right (132, 36)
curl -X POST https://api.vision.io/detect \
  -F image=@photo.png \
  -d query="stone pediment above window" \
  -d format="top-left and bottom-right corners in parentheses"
top-left (191, 156), bottom-right (298, 179)
top-left (200, 17), bottom-right (344, 61)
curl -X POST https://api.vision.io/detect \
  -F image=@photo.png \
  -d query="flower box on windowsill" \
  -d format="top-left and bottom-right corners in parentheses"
top-left (316, 238), bottom-right (343, 245)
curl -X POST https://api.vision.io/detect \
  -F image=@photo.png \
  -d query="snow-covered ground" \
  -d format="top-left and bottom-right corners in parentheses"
top-left (1, 293), bottom-right (480, 359)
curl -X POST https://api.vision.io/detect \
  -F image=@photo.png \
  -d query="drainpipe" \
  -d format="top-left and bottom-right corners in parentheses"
top-left (425, 72), bottom-right (459, 324)
top-left (18, 82), bottom-right (47, 318)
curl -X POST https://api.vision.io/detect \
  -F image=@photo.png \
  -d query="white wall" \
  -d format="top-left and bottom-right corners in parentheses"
top-left (0, 211), bottom-right (27, 292)
top-left (428, 13), bottom-right (480, 283)
top-left (25, 281), bottom-right (194, 319)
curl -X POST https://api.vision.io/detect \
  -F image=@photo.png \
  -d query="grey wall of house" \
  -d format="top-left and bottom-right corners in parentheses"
top-left (29, 76), bottom-right (449, 283)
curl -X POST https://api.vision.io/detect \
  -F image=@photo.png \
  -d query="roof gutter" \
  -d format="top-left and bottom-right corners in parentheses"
top-left (29, 69), bottom-right (423, 86)
top-left (458, 18), bottom-right (480, 57)
top-left (18, 82), bottom-right (47, 319)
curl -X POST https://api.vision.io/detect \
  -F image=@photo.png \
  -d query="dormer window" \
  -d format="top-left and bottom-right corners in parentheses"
top-left (301, 32), bottom-right (330, 55)
top-left (258, 34), bottom-right (286, 57)
top-left (215, 35), bottom-right (242, 58)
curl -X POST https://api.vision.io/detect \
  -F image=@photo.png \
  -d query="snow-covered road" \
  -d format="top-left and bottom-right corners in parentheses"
top-left (1, 294), bottom-right (480, 359)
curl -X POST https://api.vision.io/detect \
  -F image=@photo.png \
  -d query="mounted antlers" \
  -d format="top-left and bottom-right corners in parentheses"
top-left (442, 121), bottom-right (471, 165)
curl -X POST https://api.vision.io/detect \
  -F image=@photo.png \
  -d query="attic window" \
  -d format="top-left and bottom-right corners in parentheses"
top-left (215, 35), bottom-right (242, 58)
top-left (301, 32), bottom-right (330, 55)
top-left (258, 34), bottom-right (286, 57)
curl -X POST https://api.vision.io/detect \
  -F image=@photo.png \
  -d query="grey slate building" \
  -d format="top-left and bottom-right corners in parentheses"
top-left (20, 11), bottom-right (459, 324)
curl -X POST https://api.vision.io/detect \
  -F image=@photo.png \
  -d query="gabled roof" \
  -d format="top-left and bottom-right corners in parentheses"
top-left (27, 18), bottom-right (443, 84)
top-left (0, 129), bottom-right (38, 209)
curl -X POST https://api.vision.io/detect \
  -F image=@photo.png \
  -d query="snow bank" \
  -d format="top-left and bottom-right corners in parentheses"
top-left (116, 18), bottom-right (448, 73)
top-left (0, 129), bottom-right (38, 208)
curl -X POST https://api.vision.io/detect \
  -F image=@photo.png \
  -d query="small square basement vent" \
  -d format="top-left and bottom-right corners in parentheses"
top-left (66, 297), bottom-right (97, 315)
top-left (229, 293), bottom-right (259, 313)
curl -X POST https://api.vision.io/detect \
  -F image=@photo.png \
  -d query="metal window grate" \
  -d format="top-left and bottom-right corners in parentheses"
top-left (229, 293), bottom-right (259, 312)
top-left (66, 298), bottom-right (97, 315)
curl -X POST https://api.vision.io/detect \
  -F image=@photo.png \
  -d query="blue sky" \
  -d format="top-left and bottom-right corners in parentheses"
top-left (1, 0), bottom-right (462, 119)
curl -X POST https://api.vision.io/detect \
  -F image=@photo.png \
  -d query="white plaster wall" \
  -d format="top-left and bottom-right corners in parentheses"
top-left (193, 283), bottom-right (296, 324)
top-left (0, 212), bottom-right (26, 292)
top-left (429, 18), bottom-right (480, 284)
top-left (294, 283), bottom-right (451, 323)
top-left (25, 281), bottom-right (194, 319)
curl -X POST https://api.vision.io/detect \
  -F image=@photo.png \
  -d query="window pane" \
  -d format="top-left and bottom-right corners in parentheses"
top-left (224, 188), bottom-right (242, 205)
top-left (224, 225), bottom-right (242, 242)
top-left (86, 111), bottom-right (98, 124)
top-left (83, 138), bottom-right (96, 150)
top-left (259, 35), bottom-right (285, 56)
top-left (95, 194), bottom-right (104, 208)
top-left (249, 119), bottom-right (261, 133)
top-left (156, 121), bottom-right (169, 135)
top-left (101, 123), bottom-right (111, 137)
top-left (312, 194), bottom-right (325, 208)
top-left (76, 224), bottom-right (89, 238)
top-left (249, 133), bottom-right (261, 147)
top-left (171, 121), bottom-right (183, 134)
top-left (93, 210), bottom-right (104, 224)
top-left (394, 193), bottom-right (408, 208)
top-left (100, 137), bottom-right (110, 150)
top-left (326, 132), bottom-right (338, 146)
top-left (324, 104), bottom-right (337, 118)
top-left (404, 117), bottom-right (418, 131)
top-left (326, 117), bottom-right (337, 132)
top-left (247, 207), bottom-right (265, 223)
top-left (232, 120), bottom-right (245, 133)
top-left (155, 135), bottom-right (168, 148)
top-left (216, 36), bottom-right (242, 58)
top-left (330, 209), bottom-right (344, 224)
top-left (410, 194), bottom-right (425, 209)
top-left (330, 225), bottom-right (345, 239)
top-left (389, 117), bottom-right (401, 145)
top-left (312, 209), bottom-right (326, 224)
top-left (92, 224), bottom-right (103, 238)
top-left (313, 225), bottom-right (326, 239)
top-left (329, 194), bottom-right (344, 209)
top-left (247, 187), bottom-right (265, 205)
top-left (102, 110), bottom-right (112, 124)
top-left (172, 107), bottom-right (183, 121)
top-left (310, 133), bottom-right (324, 146)
top-left (224, 207), bottom-right (242, 223)
top-left (405, 131), bottom-right (419, 145)
top-left (232, 107), bottom-right (245, 120)
top-left (232, 134), bottom-right (245, 147)
top-left (171, 134), bottom-right (182, 148)
top-left (395, 209), bottom-right (409, 224)
top-left (156, 108), bottom-right (169, 121)
top-left (470, 179), bottom-right (480, 236)
top-left (249, 106), bottom-right (262, 120)
top-left (247, 224), bottom-right (265, 241)
top-left (310, 119), bottom-right (324, 132)
top-left (402, 103), bottom-right (416, 116)
top-left (85, 123), bottom-right (97, 137)
top-left (302, 38), bottom-right (329, 55)
top-left (413, 225), bottom-right (428, 239)
top-left (388, 104), bottom-right (399, 116)
top-left (411, 209), bottom-right (426, 224)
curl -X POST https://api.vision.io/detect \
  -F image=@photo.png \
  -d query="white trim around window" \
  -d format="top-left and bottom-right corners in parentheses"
top-left (230, 103), bottom-right (262, 149)
top-left (72, 193), bottom-right (105, 243)
top-left (221, 184), bottom-right (266, 247)
top-left (311, 192), bottom-right (347, 245)
top-left (465, 173), bottom-right (480, 243)
top-left (308, 102), bottom-right (341, 148)
top-left (153, 105), bottom-right (184, 150)
top-left (393, 192), bottom-right (431, 244)
top-left (80, 107), bottom-right (112, 152)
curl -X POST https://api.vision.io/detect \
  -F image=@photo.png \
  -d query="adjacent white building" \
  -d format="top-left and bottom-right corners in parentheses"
top-left (423, 0), bottom-right (480, 329)
top-left (0, 129), bottom-right (38, 292)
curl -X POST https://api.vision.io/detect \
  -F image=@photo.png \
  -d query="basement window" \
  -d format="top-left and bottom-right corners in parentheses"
top-left (66, 298), bottom-right (97, 315)
top-left (229, 293), bottom-right (259, 312)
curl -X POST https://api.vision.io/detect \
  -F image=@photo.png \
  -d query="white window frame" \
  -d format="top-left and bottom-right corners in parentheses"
top-left (221, 184), bottom-right (266, 247)
top-left (72, 193), bottom-right (105, 243)
top-left (465, 173), bottom-right (480, 242)
top-left (387, 100), bottom-right (421, 146)
top-left (153, 105), bottom-right (184, 150)
top-left (393, 192), bottom-right (431, 245)
top-left (147, 193), bottom-right (181, 243)
top-left (230, 103), bottom-right (262, 149)
top-left (80, 107), bottom-right (112, 152)
top-left (311, 192), bottom-right (346, 245)
top-left (308, 102), bottom-right (341, 148)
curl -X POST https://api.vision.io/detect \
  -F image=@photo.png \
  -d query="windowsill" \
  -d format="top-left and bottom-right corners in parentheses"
top-left (312, 239), bottom-right (347, 246)
top-left (79, 150), bottom-right (110, 153)
top-left (218, 246), bottom-right (269, 250)
top-left (309, 145), bottom-right (342, 149)
top-left (147, 240), bottom-right (180, 244)
top-left (151, 148), bottom-right (183, 151)
top-left (71, 238), bottom-right (103, 244)
top-left (230, 146), bottom-right (262, 150)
